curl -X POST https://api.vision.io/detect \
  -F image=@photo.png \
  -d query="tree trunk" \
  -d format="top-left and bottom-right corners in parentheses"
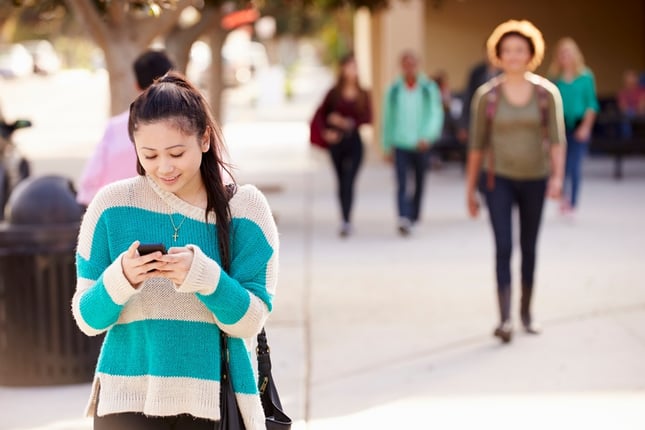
top-left (65, 0), bottom-right (191, 115)
top-left (166, 29), bottom-right (195, 74)
top-left (207, 11), bottom-right (226, 124)
top-left (104, 38), bottom-right (146, 115)
top-left (166, 7), bottom-right (223, 81)
top-left (0, 12), bottom-right (16, 43)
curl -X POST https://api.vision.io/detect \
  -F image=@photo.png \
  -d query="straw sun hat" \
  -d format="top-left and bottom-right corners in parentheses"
top-left (486, 19), bottom-right (545, 71)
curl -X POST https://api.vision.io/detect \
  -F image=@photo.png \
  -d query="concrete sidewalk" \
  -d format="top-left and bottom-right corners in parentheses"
top-left (2, 142), bottom-right (644, 430)
top-left (1, 67), bottom-right (645, 429)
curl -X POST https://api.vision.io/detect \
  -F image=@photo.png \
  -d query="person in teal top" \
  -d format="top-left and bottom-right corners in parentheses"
top-left (381, 51), bottom-right (444, 235)
top-left (549, 37), bottom-right (599, 216)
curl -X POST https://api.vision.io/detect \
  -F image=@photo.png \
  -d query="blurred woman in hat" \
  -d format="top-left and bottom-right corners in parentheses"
top-left (465, 20), bottom-right (566, 343)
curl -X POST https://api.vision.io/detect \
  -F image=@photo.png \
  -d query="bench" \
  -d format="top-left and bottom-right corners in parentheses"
top-left (590, 97), bottom-right (645, 179)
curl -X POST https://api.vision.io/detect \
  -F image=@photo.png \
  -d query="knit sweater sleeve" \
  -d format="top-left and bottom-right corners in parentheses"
top-left (175, 185), bottom-right (279, 339)
top-left (72, 185), bottom-right (141, 336)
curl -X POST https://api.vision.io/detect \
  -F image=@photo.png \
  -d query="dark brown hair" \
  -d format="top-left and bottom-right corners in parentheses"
top-left (495, 31), bottom-right (536, 59)
top-left (332, 52), bottom-right (368, 115)
top-left (128, 72), bottom-right (235, 268)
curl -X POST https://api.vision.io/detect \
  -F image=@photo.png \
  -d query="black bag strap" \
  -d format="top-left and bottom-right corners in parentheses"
top-left (219, 184), bottom-right (291, 429)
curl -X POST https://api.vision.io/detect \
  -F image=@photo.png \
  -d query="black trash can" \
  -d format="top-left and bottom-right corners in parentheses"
top-left (0, 175), bottom-right (102, 386)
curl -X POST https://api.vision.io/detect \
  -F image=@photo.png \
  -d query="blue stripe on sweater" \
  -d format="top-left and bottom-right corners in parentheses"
top-left (97, 319), bottom-right (257, 394)
top-left (78, 275), bottom-right (123, 330)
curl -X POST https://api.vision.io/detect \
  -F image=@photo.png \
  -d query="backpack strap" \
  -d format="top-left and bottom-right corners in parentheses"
top-left (484, 78), bottom-right (501, 191)
top-left (534, 82), bottom-right (550, 150)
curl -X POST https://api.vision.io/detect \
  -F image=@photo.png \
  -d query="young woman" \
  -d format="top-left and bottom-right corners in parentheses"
top-left (549, 38), bottom-right (599, 216)
top-left (466, 20), bottom-right (566, 343)
top-left (72, 72), bottom-right (279, 429)
top-left (317, 53), bottom-right (372, 237)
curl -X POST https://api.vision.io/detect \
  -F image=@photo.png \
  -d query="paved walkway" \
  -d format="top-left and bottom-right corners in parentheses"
top-left (1, 66), bottom-right (645, 430)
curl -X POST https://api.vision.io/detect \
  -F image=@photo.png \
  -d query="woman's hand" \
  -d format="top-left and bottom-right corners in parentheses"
top-left (547, 176), bottom-right (563, 199)
top-left (322, 129), bottom-right (342, 145)
top-left (327, 112), bottom-right (354, 131)
top-left (122, 241), bottom-right (167, 288)
top-left (156, 247), bottom-right (195, 286)
top-left (467, 190), bottom-right (480, 218)
top-left (574, 125), bottom-right (591, 142)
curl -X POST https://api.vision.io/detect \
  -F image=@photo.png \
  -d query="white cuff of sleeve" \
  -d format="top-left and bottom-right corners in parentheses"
top-left (102, 253), bottom-right (140, 305)
top-left (175, 245), bottom-right (221, 295)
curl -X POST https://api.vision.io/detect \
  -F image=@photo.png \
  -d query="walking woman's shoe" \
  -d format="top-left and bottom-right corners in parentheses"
top-left (493, 321), bottom-right (513, 343)
top-left (339, 222), bottom-right (352, 238)
top-left (398, 218), bottom-right (412, 236)
top-left (522, 321), bottom-right (542, 335)
top-left (495, 286), bottom-right (512, 343)
top-left (520, 284), bottom-right (541, 335)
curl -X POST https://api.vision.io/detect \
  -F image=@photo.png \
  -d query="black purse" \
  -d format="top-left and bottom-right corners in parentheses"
top-left (219, 184), bottom-right (291, 430)
top-left (219, 329), bottom-right (292, 430)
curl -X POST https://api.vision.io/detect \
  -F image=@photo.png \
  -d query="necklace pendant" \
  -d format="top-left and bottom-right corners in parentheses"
top-left (169, 213), bottom-right (187, 243)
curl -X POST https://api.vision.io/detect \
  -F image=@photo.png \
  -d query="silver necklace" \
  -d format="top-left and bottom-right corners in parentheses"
top-left (169, 213), bottom-right (188, 242)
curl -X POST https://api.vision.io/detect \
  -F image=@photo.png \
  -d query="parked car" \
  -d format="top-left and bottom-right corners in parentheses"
top-left (21, 40), bottom-right (61, 75)
top-left (0, 44), bottom-right (33, 78)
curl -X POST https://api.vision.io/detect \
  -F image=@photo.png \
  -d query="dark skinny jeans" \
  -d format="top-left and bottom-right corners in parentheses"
top-left (94, 412), bottom-right (218, 430)
top-left (395, 147), bottom-right (429, 222)
top-left (479, 173), bottom-right (547, 293)
top-left (563, 130), bottom-right (589, 208)
top-left (329, 130), bottom-right (364, 223)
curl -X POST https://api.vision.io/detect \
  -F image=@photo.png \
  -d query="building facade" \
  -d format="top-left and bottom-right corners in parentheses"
top-left (356, 0), bottom-right (645, 146)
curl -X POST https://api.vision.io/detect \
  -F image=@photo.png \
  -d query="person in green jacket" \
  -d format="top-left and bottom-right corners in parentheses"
top-left (549, 37), bottom-right (599, 217)
top-left (381, 51), bottom-right (444, 236)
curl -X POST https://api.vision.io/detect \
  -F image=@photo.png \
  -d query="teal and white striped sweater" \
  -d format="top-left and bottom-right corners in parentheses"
top-left (72, 175), bottom-right (279, 429)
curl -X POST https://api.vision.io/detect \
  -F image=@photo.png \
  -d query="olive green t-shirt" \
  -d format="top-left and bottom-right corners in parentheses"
top-left (469, 74), bottom-right (566, 180)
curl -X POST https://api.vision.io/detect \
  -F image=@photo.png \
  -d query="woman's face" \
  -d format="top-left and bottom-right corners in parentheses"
top-left (134, 119), bottom-right (209, 199)
top-left (341, 59), bottom-right (358, 82)
top-left (557, 44), bottom-right (576, 70)
top-left (498, 35), bottom-right (532, 74)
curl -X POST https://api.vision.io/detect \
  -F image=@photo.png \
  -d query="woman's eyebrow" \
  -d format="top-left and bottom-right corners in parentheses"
top-left (140, 144), bottom-right (185, 151)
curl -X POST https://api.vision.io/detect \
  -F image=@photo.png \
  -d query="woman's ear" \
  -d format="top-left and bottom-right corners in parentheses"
top-left (201, 128), bottom-right (210, 153)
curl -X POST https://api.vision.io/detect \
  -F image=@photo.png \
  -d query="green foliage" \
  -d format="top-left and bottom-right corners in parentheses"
top-left (53, 35), bottom-right (102, 69)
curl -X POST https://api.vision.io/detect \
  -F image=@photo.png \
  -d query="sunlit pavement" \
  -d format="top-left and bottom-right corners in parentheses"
top-left (1, 69), bottom-right (644, 430)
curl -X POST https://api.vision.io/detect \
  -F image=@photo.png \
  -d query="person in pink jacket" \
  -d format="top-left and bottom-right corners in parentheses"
top-left (77, 50), bottom-right (174, 206)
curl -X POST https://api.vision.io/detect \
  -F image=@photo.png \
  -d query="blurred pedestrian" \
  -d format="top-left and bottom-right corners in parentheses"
top-left (458, 45), bottom-right (499, 144)
top-left (618, 69), bottom-right (645, 116)
top-left (430, 70), bottom-right (457, 169)
top-left (382, 51), bottom-right (444, 236)
top-left (72, 72), bottom-right (279, 429)
top-left (313, 53), bottom-right (372, 237)
top-left (617, 69), bottom-right (645, 139)
top-left (549, 37), bottom-right (599, 216)
top-left (466, 20), bottom-right (566, 343)
top-left (76, 49), bottom-right (174, 207)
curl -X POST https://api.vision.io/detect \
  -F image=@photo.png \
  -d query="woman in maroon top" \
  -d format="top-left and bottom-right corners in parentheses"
top-left (318, 53), bottom-right (372, 237)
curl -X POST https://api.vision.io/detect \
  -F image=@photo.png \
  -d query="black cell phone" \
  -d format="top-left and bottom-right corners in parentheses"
top-left (138, 243), bottom-right (167, 256)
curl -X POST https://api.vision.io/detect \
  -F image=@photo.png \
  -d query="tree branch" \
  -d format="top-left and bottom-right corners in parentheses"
top-left (131, 0), bottom-right (193, 45)
top-left (169, 5), bottom-right (222, 43)
top-left (64, 0), bottom-right (109, 48)
top-left (106, 0), bottom-right (127, 27)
